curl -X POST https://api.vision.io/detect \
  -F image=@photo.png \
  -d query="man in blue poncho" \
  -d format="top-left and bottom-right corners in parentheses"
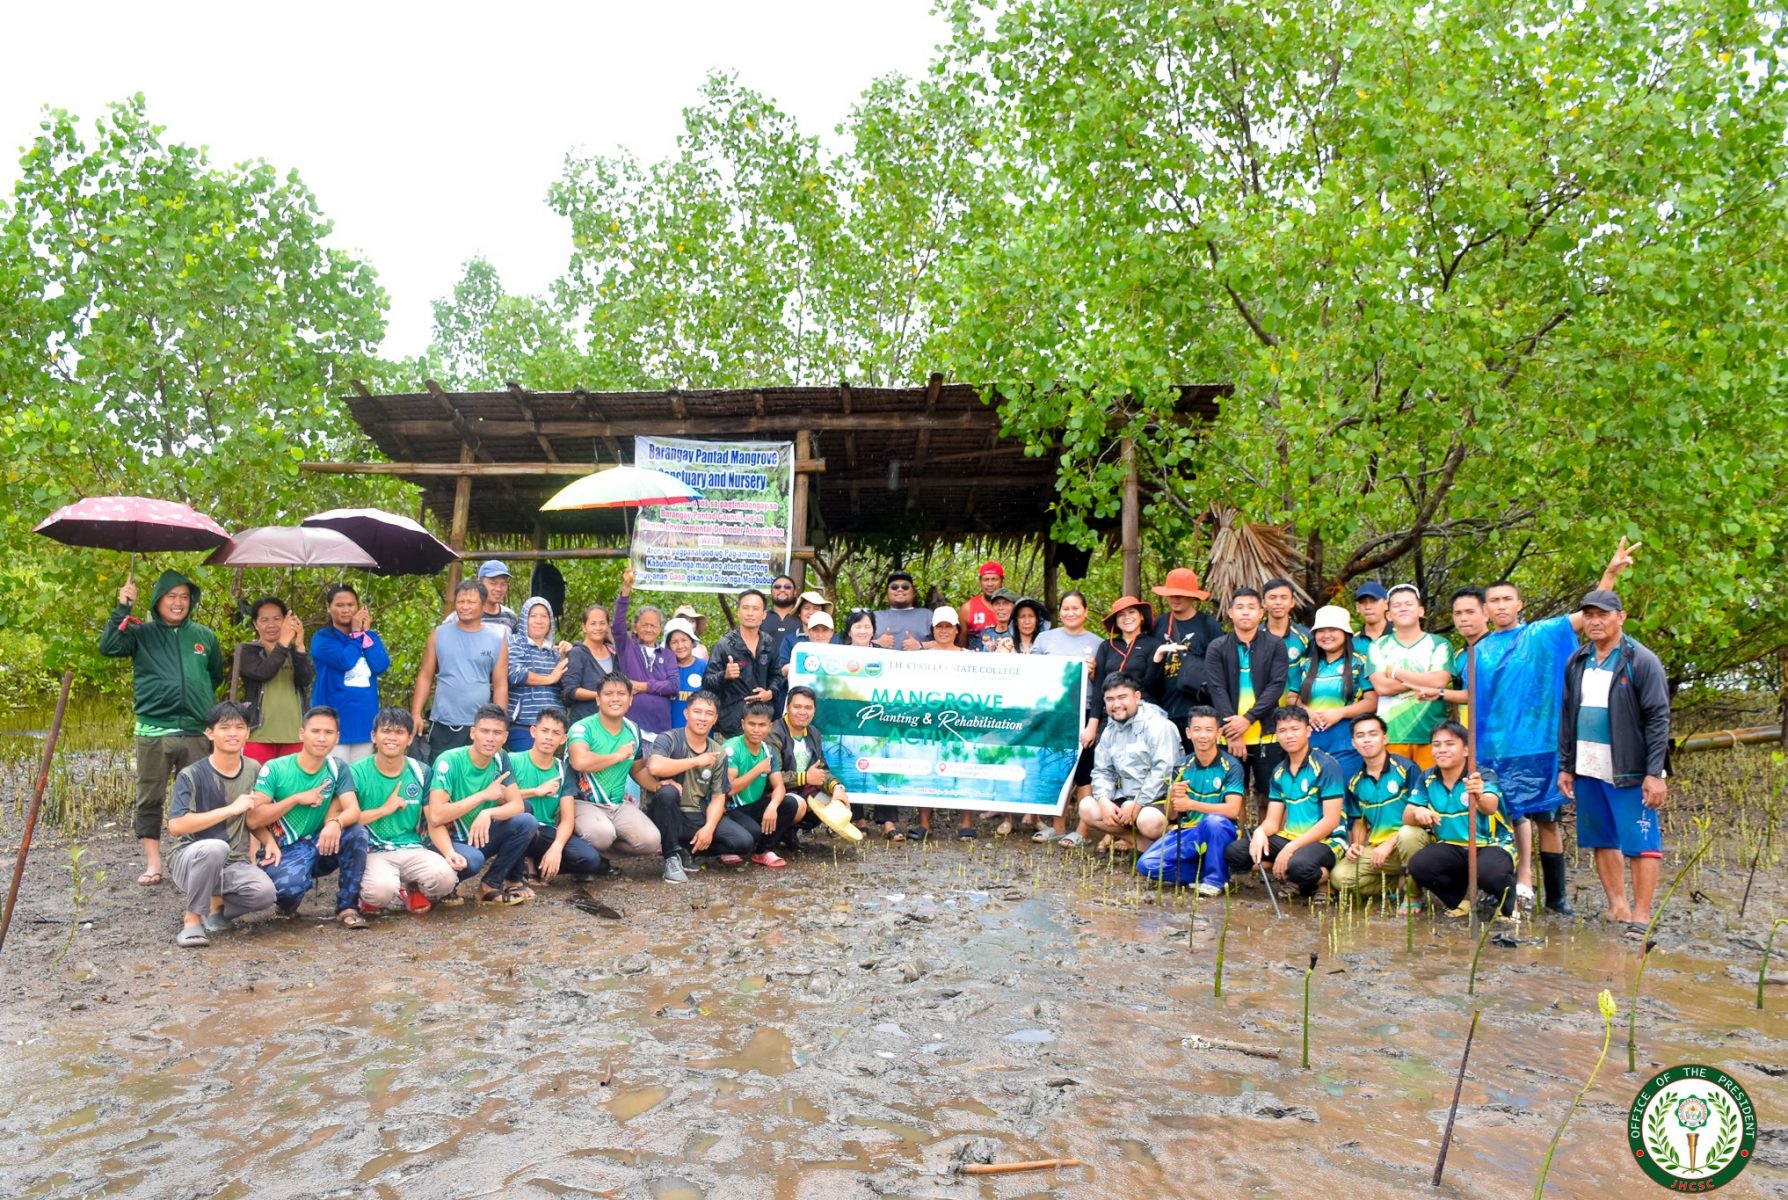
top-left (1434, 539), bottom-right (1636, 915)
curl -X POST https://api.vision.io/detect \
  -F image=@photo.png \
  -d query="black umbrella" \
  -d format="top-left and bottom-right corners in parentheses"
top-left (302, 508), bottom-right (459, 576)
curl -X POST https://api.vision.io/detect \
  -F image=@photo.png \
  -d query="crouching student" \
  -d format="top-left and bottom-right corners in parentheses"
top-left (512, 706), bottom-right (607, 884)
top-left (723, 701), bottom-right (801, 868)
top-left (1330, 713), bottom-right (1425, 910)
top-left (646, 690), bottom-right (753, 882)
top-left (771, 686), bottom-right (852, 843)
top-left (1065, 672), bottom-right (1183, 852)
top-left (428, 704), bottom-right (538, 905)
top-left (1224, 705), bottom-right (1345, 899)
top-left (1403, 721), bottom-right (1516, 920)
top-left (567, 672), bottom-right (661, 861)
top-left (166, 701), bottom-right (277, 947)
top-left (1136, 707), bottom-right (1244, 895)
top-left (248, 705), bottom-right (370, 928)
top-left (351, 708), bottom-right (461, 914)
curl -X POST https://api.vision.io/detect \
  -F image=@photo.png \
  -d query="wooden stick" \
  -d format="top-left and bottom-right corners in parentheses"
top-left (0, 670), bottom-right (74, 954)
top-left (1183, 1034), bottom-right (1282, 1059)
top-left (1432, 1008), bottom-right (1480, 1186)
top-left (960, 1159), bottom-right (1082, 1176)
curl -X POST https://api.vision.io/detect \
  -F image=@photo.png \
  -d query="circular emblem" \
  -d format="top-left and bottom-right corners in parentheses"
top-left (1629, 1065), bottom-right (1755, 1190)
top-left (1387, 780), bottom-right (1400, 794)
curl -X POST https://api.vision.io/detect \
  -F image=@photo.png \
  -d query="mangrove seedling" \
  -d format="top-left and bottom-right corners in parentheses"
top-left (1432, 1008), bottom-right (1481, 1186)
top-left (1532, 990), bottom-right (1618, 1198)
top-left (1467, 889), bottom-right (1509, 996)
top-left (1758, 917), bottom-right (1788, 1011)
top-left (1214, 887), bottom-right (1232, 998)
top-left (1301, 952), bottom-right (1317, 1069)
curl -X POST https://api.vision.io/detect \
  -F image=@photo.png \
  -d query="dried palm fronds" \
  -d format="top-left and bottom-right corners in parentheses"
top-left (1204, 505), bottom-right (1310, 612)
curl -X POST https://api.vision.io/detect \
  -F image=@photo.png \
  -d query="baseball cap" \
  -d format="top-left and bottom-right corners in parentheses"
top-left (477, 560), bottom-right (510, 579)
top-left (990, 587), bottom-right (1020, 603)
top-left (932, 605), bottom-right (960, 627)
top-left (1386, 582), bottom-right (1421, 601)
top-left (1354, 581), bottom-right (1388, 601)
top-left (978, 561), bottom-right (1005, 578)
top-left (887, 569), bottom-right (915, 586)
top-left (1577, 588), bottom-right (1624, 612)
top-left (806, 610), bottom-right (835, 629)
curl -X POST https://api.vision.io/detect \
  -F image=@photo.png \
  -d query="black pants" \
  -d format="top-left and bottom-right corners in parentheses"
top-left (1407, 843), bottom-right (1517, 913)
top-left (645, 785), bottom-right (753, 858)
top-left (426, 720), bottom-right (471, 763)
top-left (723, 796), bottom-right (801, 854)
top-left (1224, 833), bottom-right (1336, 897)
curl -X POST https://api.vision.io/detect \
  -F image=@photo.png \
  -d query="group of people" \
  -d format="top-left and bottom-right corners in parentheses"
top-left (101, 544), bottom-right (1673, 947)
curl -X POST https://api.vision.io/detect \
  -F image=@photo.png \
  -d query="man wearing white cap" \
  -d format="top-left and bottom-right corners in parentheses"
top-left (777, 590), bottom-right (834, 669)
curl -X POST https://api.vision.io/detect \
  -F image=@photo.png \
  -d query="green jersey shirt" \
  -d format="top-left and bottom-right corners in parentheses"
top-left (1411, 766), bottom-right (1511, 850)
top-left (350, 756), bottom-right (431, 850)
top-left (510, 751), bottom-right (576, 827)
top-left (1286, 650), bottom-right (1371, 719)
top-left (1368, 631), bottom-right (1454, 744)
top-left (256, 752), bottom-right (350, 848)
top-left (724, 735), bottom-right (780, 808)
top-left (1345, 753), bottom-right (1420, 845)
top-left (429, 746), bottom-right (511, 842)
top-left (568, 714), bottom-right (642, 807)
top-left (1269, 748), bottom-right (1347, 850)
top-left (1161, 750), bottom-right (1245, 830)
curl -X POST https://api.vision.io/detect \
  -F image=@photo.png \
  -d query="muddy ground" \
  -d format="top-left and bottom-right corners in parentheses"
top-left (2, 810), bottom-right (1785, 1200)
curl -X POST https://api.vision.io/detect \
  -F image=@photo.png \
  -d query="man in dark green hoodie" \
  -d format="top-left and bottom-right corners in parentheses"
top-left (101, 569), bottom-right (224, 885)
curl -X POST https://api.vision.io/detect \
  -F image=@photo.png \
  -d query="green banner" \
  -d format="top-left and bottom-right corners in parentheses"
top-left (788, 644), bottom-right (1086, 814)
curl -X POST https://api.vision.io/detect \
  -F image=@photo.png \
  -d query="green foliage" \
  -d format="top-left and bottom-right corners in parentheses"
top-left (933, 0), bottom-right (1788, 674)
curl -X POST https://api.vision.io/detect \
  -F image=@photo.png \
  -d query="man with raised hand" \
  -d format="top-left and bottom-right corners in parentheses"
top-left (428, 705), bottom-right (538, 905)
top-left (1366, 584), bottom-right (1454, 769)
top-left (1558, 588), bottom-right (1671, 940)
top-left (412, 578), bottom-right (509, 760)
top-left (165, 701), bottom-right (276, 947)
top-left (1329, 713), bottom-right (1424, 909)
top-left (1135, 706), bottom-right (1245, 895)
top-left (511, 706), bottom-right (606, 885)
top-left (567, 672), bottom-right (661, 860)
top-left (1062, 672), bottom-right (1181, 852)
top-left (872, 569), bottom-right (933, 652)
top-left (351, 708), bottom-right (461, 916)
top-left (101, 568), bottom-right (224, 888)
top-left (248, 705), bottom-right (369, 928)
top-left (647, 690), bottom-right (753, 881)
top-left (1224, 705), bottom-right (1346, 900)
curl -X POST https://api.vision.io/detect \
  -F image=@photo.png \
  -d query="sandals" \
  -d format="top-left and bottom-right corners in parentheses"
top-left (335, 908), bottom-right (368, 929)
top-left (174, 924), bottom-right (209, 948)
top-left (994, 819), bottom-right (1013, 837)
top-left (907, 826), bottom-right (930, 843)
top-left (882, 824), bottom-right (905, 842)
top-left (137, 871), bottom-right (163, 886)
top-left (1623, 921), bottom-right (1650, 941)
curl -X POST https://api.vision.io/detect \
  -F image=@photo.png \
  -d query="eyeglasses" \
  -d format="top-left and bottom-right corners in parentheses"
top-left (772, 583), bottom-right (795, 590)
top-left (889, 582), bottom-right (913, 590)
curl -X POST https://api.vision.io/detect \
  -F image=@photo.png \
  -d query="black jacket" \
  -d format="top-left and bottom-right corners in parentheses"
top-left (1558, 634), bottom-right (1671, 788)
top-left (703, 627), bottom-right (785, 736)
top-left (1204, 630), bottom-right (1288, 736)
top-left (1153, 609), bottom-right (1224, 720)
top-left (235, 641), bottom-right (314, 731)
top-left (1090, 633), bottom-right (1166, 719)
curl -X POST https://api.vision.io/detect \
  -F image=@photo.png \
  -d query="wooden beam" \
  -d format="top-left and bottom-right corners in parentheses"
top-left (507, 383), bottom-right (561, 463)
top-left (839, 382), bottom-right (859, 470)
top-left (753, 390), bottom-right (767, 418)
top-left (1121, 437), bottom-right (1141, 598)
top-left (424, 378), bottom-right (493, 464)
top-left (573, 388), bottom-right (624, 464)
top-left (669, 389), bottom-right (689, 421)
top-left (790, 432), bottom-right (812, 588)
top-left (906, 373), bottom-right (943, 512)
top-left (445, 444), bottom-right (475, 597)
top-left (302, 459), bottom-right (825, 477)
top-left (388, 413), bottom-right (1001, 440)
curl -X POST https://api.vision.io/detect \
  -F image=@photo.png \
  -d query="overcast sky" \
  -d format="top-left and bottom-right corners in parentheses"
top-left (0, 1), bottom-right (949, 360)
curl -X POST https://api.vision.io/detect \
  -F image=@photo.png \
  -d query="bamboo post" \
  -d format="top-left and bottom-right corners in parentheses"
top-left (444, 443), bottom-right (474, 599)
top-left (0, 670), bottom-right (74, 954)
top-left (1120, 438), bottom-right (1141, 599)
top-left (790, 431), bottom-right (812, 589)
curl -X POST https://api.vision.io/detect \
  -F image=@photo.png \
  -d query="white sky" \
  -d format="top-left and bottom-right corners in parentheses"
top-left (0, 1), bottom-right (949, 360)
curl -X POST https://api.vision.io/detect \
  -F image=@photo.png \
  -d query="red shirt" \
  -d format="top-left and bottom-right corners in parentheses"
top-left (959, 595), bottom-right (999, 635)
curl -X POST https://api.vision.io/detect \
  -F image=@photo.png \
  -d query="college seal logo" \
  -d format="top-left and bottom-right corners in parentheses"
top-left (1628, 1064), bottom-right (1755, 1191)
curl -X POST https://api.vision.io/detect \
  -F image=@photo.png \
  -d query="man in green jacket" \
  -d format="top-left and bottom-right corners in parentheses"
top-left (100, 569), bottom-right (224, 885)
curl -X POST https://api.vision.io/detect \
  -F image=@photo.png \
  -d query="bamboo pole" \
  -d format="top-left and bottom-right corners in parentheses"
top-left (0, 670), bottom-right (74, 955)
top-left (1466, 640), bottom-right (1480, 938)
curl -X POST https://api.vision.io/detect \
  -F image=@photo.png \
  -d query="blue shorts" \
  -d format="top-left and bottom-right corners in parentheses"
top-left (1574, 777), bottom-right (1662, 858)
top-left (1517, 807), bottom-right (1562, 825)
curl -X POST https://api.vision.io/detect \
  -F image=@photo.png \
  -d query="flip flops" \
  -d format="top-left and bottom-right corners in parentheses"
top-left (335, 907), bottom-right (368, 928)
top-left (137, 871), bottom-right (163, 886)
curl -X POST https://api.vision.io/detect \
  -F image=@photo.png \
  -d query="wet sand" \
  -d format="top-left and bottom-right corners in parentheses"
top-left (2, 828), bottom-right (1785, 1199)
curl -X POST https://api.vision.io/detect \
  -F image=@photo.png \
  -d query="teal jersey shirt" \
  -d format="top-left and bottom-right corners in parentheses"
top-left (1269, 748), bottom-right (1346, 847)
top-left (256, 753), bottom-right (350, 848)
top-left (510, 751), bottom-right (577, 827)
top-left (1277, 622), bottom-right (1312, 673)
top-left (1345, 753), bottom-right (1421, 845)
top-left (1161, 749), bottom-right (1245, 829)
top-left (350, 756), bottom-right (431, 851)
top-left (1286, 650), bottom-right (1372, 717)
top-left (1411, 766), bottom-right (1512, 849)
